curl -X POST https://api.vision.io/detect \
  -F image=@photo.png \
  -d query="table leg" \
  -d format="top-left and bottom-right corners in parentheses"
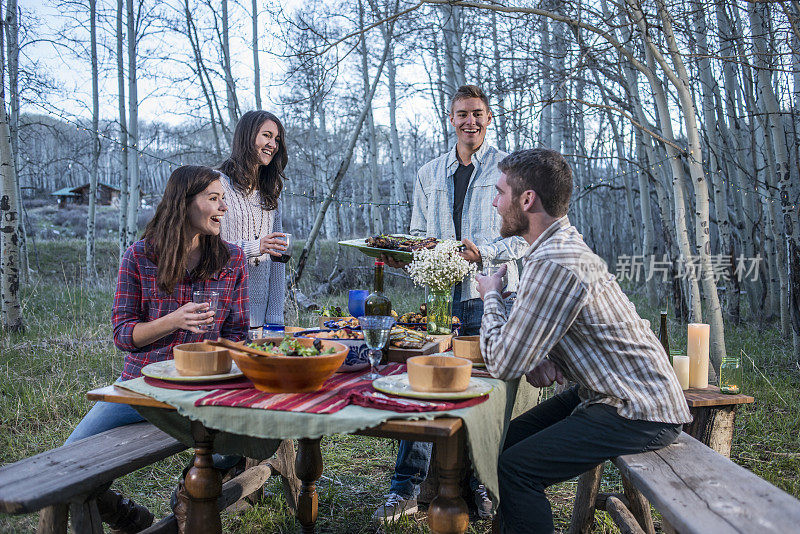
top-left (296, 437), bottom-right (323, 534)
top-left (184, 420), bottom-right (222, 534)
top-left (428, 429), bottom-right (469, 534)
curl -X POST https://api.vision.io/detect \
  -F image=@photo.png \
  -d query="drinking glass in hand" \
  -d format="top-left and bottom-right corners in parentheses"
top-left (192, 290), bottom-right (219, 333)
top-left (482, 264), bottom-right (508, 290)
top-left (358, 315), bottom-right (397, 380)
top-left (273, 233), bottom-right (292, 263)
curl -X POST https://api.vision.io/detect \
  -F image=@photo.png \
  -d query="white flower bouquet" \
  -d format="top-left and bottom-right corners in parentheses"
top-left (406, 240), bottom-right (476, 292)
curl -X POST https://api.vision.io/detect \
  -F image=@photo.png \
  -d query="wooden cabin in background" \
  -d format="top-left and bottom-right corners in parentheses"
top-left (52, 183), bottom-right (120, 208)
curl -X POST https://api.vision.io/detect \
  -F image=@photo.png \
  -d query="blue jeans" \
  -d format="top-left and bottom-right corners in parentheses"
top-left (498, 387), bottom-right (681, 533)
top-left (389, 297), bottom-right (484, 498)
top-left (66, 395), bottom-right (241, 472)
top-left (65, 400), bottom-right (145, 444)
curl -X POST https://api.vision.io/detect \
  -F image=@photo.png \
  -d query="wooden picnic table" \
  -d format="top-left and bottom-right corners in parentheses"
top-left (88, 384), bottom-right (473, 534)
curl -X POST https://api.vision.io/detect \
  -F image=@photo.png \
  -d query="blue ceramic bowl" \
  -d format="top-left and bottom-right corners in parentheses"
top-left (293, 329), bottom-right (370, 372)
top-left (348, 290), bottom-right (370, 318)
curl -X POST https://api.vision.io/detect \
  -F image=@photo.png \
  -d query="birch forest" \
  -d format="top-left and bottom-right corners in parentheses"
top-left (1, 0), bottom-right (798, 369)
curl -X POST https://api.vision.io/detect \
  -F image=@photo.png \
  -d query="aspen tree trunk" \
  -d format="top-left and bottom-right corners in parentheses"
top-left (727, 3), bottom-right (765, 318)
top-left (183, 0), bottom-right (223, 158)
top-left (715, 0), bottom-right (746, 323)
top-left (116, 0), bottom-right (129, 258)
top-left (490, 10), bottom-right (507, 153)
top-left (367, 0), bottom-right (409, 232)
top-left (221, 0), bottom-right (239, 128)
top-left (549, 10), bottom-right (566, 153)
top-left (539, 16), bottom-right (552, 147)
top-left (623, 68), bottom-right (658, 305)
top-left (4, 0), bottom-right (25, 283)
top-left (440, 5), bottom-right (465, 94)
top-left (428, 35), bottom-right (449, 152)
top-left (294, 19), bottom-right (394, 285)
top-left (692, 0), bottom-right (732, 316)
top-left (386, 49), bottom-right (410, 231)
top-left (631, 11), bottom-right (703, 322)
top-left (0, 0), bottom-right (22, 331)
top-left (251, 0), bottom-right (261, 110)
top-left (86, 0), bottom-right (99, 275)
top-left (791, 2), bottom-right (800, 360)
top-left (647, 0), bottom-right (726, 371)
top-left (358, 0), bottom-right (382, 235)
top-left (125, 0), bottom-right (139, 245)
top-left (751, 1), bottom-right (799, 353)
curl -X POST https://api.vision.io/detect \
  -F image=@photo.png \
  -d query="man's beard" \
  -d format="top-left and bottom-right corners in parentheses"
top-left (500, 203), bottom-right (528, 238)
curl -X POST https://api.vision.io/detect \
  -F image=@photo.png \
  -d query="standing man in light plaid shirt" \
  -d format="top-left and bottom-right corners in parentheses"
top-left (376, 85), bottom-right (527, 523)
top-left (476, 148), bottom-right (692, 534)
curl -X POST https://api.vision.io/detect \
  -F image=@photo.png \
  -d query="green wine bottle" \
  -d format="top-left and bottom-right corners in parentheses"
top-left (365, 260), bottom-right (392, 316)
top-left (658, 311), bottom-right (671, 365)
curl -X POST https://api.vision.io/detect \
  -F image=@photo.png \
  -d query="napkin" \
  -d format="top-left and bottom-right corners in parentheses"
top-left (143, 376), bottom-right (254, 390)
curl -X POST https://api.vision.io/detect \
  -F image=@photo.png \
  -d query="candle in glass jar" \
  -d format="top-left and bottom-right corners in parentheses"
top-left (672, 355), bottom-right (690, 390)
top-left (687, 323), bottom-right (710, 388)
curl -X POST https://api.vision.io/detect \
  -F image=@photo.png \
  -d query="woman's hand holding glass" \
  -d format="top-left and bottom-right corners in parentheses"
top-left (259, 232), bottom-right (288, 257)
top-left (171, 302), bottom-right (215, 333)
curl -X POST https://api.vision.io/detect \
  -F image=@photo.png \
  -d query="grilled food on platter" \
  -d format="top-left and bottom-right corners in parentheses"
top-left (389, 325), bottom-right (432, 349)
top-left (366, 234), bottom-right (439, 252)
top-left (303, 329), bottom-right (363, 340)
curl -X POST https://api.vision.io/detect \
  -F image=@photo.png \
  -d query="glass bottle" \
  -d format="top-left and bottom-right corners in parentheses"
top-left (719, 356), bottom-right (741, 394)
top-left (364, 260), bottom-right (392, 316)
top-left (658, 311), bottom-right (671, 365)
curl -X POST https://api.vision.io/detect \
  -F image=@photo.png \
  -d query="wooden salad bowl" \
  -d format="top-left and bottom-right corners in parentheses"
top-left (225, 337), bottom-right (348, 393)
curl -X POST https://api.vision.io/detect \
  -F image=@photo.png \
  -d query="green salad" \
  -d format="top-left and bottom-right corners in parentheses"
top-left (246, 335), bottom-right (336, 357)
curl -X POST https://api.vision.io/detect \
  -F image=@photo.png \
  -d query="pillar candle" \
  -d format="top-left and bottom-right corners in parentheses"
top-left (687, 323), bottom-right (710, 388)
top-left (672, 355), bottom-right (690, 390)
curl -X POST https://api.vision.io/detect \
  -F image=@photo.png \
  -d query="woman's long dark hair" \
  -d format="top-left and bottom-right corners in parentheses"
top-left (142, 165), bottom-right (231, 294)
top-left (219, 110), bottom-right (288, 210)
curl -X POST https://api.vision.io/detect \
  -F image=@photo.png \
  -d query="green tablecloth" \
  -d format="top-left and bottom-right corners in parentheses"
top-left (121, 375), bottom-right (539, 502)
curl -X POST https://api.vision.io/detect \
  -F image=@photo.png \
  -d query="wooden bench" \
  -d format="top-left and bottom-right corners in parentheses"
top-left (572, 433), bottom-right (800, 534)
top-left (0, 422), bottom-right (187, 533)
top-left (0, 421), bottom-right (300, 534)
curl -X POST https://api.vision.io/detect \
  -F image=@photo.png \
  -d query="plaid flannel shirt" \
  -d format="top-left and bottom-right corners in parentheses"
top-left (113, 240), bottom-right (249, 380)
top-left (409, 142), bottom-right (528, 302)
top-left (481, 217), bottom-right (692, 424)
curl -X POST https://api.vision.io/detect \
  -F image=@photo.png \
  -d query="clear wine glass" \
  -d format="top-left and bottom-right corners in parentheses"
top-left (358, 315), bottom-right (397, 380)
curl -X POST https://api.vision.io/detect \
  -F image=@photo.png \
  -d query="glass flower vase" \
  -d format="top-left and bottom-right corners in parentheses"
top-left (425, 286), bottom-right (453, 335)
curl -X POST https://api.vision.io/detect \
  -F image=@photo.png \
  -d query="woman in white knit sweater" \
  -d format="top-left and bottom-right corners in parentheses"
top-left (218, 111), bottom-right (288, 327)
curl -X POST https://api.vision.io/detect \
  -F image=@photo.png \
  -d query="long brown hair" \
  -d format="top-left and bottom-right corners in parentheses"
top-left (142, 165), bottom-right (231, 294)
top-left (219, 110), bottom-right (288, 210)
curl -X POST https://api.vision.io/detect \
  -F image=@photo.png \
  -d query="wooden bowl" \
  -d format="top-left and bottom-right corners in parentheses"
top-left (407, 355), bottom-right (472, 393)
top-left (452, 336), bottom-right (483, 364)
top-left (227, 337), bottom-right (348, 393)
top-left (173, 343), bottom-right (231, 376)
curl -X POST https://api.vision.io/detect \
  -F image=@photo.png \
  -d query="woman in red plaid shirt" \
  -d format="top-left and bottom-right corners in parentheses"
top-left (58, 165), bottom-right (249, 532)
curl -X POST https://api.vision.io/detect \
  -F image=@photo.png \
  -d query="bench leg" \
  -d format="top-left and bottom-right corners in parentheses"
top-left (69, 498), bottom-right (103, 534)
top-left (37, 504), bottom-right (68, 534)
top-left (567, 463), bottom-right (604, 534)
top-left (266, 439), bottom-right (301, 512)
top-left (621, 475), bottom-right (655, 534)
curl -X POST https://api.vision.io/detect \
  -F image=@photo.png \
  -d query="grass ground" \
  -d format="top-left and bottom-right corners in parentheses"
top-left (1, 239), bottom-right (798, 533)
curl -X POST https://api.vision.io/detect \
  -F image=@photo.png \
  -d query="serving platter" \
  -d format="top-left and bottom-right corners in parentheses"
top-left (372, 373), bottom-right (493, 400)
top-left (338, 236), bottom-right (416, 262)
top-left (141, 360), bottom-right (243, 383)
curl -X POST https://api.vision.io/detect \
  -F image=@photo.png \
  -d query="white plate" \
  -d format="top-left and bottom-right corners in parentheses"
top-left (141, 360), bottom-right (243, 383)
top-left (372, 373), bottom-right (493, 400)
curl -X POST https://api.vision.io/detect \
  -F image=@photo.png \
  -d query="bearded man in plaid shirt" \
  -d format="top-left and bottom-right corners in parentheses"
top-left (476, 148), bottom-right (692, 534)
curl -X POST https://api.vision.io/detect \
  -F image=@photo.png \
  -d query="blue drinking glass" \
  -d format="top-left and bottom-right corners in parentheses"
top-left (348, 290), bottom-right (370, 318)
